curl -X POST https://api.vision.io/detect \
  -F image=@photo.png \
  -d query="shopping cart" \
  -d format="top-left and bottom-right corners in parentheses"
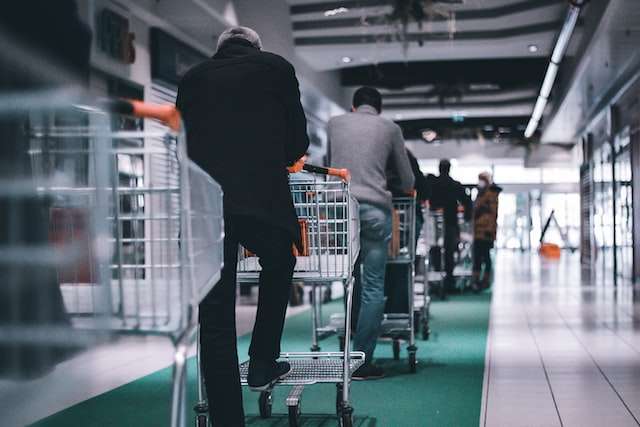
top-left (454, 210), bottom-right (474, 291)
top-left (195, 165), bottom-right (362, 427)
top-left (383, 196), bottom-right (419, 371)
top-left (423, 209), bottom-right (446, 303)
top-left (2, 98), bottom-right (224, 427)
top-left (329, 196), bottom-right (419, 370)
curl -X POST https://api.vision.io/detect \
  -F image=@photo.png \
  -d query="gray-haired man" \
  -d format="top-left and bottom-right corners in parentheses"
top-left (177, 26), bottom-right (309, 426)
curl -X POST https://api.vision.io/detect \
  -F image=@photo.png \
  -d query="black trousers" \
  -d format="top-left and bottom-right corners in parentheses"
top-left (443, 222), bottom-right (460, 283)
top-left (199, 215), bottom-right (295, 427)
top-left (473, 239), bottom-right (493, 275)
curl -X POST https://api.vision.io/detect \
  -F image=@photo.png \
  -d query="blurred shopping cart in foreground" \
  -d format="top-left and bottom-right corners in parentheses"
top-left (194, 165), bottom-right (362, 427)
top-left (0, 98), bottom-right (223, 427)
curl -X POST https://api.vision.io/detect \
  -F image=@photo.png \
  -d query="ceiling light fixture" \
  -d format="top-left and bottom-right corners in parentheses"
top-left (528, 44), bottom-right (539, 53)
top-left (525, 0), bottom-right (586, 138)
top-left (341, 56), bottom-right (353, 64)
top-left (324, 7), bottom-right (349, 17)
top-left (421, 129), bottom-right (438, 143)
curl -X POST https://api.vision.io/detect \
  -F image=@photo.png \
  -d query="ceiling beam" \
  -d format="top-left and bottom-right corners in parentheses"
top-left (384, 96), bottom-right (536, 110)
top-left (290, 0), bottom-right (464, 15)
top-left (295, 20), bottom-right (563, 46)
top-left (292, 0), bottom-right (560, 31)
top-left (341, 58), bottom-right (548, 89)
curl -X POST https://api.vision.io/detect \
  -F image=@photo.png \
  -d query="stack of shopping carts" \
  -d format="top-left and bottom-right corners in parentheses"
top-left (0, 98), bottom-right (224, 427)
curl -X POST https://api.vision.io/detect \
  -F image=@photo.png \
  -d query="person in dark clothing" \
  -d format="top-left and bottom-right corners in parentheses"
top-left (176, 27), bottom-right (309, 426)
top-left (472, 172), bottom-right (501, 292)
top-left (425, 159), bottom-right (473, 291)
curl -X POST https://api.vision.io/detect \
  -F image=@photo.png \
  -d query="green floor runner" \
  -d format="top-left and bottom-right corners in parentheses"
top-left (33, 292), bottom-right (491, 427)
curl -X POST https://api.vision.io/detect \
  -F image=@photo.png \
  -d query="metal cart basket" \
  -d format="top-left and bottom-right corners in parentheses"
top-left (3, 99), bottom-right (224, 427)
top-left (423, 209), bottom-right (447, 304)
top-left (454, 211), bottom-right (474, 291)
top-left (327, 196), bottom-right (420, 371)
top-left (203, 170), bottom-right (362, 427)
top-left (382, 196), bottom-right (419, 371)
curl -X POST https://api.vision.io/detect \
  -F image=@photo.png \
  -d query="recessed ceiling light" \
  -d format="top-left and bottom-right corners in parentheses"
top-left (421, 129), bottom-right (438, 142)
top-left (528, 44), bottom-right (539, 53)
top-left (324, 7), bottom-right (349, 17)
top-left (341, 56), bottom-right (353, 64)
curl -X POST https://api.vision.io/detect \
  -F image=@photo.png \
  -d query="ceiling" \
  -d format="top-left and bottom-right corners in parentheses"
top-left (287, 0), bottom-right (573, 144)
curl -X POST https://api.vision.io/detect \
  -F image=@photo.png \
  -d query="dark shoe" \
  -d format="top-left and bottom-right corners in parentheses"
top-left (247, 360), bottom-right (291, 391)
top-left (352, 363), bottom-right (385, 380)
top-left (471, 281), bottom-right (481, 294)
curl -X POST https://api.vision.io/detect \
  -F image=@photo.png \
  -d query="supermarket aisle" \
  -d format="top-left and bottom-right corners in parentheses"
top-left (482, 252), bottom-right (640, 427)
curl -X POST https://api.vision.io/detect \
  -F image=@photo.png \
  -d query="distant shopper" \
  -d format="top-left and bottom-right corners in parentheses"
top-left (426, 159), bottom-right (472, 292)
top-left (177, 27), bottom-right (309, 426)
top-left (329, 86), bottom-right (414, 379)
top-left (472, 172), bottom-right (501, 292)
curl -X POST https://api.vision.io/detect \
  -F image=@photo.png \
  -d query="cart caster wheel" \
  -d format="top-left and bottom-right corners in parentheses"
top-left (288, 403), bottom-right (301, 427)
top-left (338, 336), bottom-right (345, 352)
top-left (310, 344), bottom-right (321, 352)
top-left (413, 311), bottom-right (421, 330)
top-left (409, 351), bottom-right (417, 373)
top-left (422, 326), bottom-right (430, 341)
top-left (336, 384), bottom-right (343, 416)
top-left (392, 339), bottom-right (401, 361)
top-left (196, 414), bottom-right (208, 427)
top-left (323, 287), bottom-right (332, 303)
top-left (439, 285), bottom-right (446, 301)
top-left (339, 406), bottom-right (353, 427)
top-left (258, 391), bottom-right (272, 419)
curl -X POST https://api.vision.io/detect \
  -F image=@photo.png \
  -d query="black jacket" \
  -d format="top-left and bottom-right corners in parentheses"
top-left (425, 173), bottom-right (473, 225)
top-left (176, 39), bottom-right (310, 244)
top-left (387, 149), bottom-right (428, 200)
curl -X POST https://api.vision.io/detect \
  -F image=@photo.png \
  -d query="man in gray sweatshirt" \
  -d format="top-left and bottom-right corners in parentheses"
top-left (329, 87), bottom-right (414, 379)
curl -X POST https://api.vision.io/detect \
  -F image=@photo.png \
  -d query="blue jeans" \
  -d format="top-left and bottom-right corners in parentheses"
top-left (353, 203), bottom-right (392, 364)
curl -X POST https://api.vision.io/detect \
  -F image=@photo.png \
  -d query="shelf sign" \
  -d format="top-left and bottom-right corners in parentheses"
top-left (150, 28), bottom-right (208, 87)
top-left (96, 9), bottom-right (135, 64)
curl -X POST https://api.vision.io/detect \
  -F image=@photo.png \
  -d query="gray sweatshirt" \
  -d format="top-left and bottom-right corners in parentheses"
top-left (328, 105), bottom-right (415, 211)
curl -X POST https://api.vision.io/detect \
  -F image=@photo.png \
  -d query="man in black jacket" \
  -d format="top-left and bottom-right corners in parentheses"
top-left (176, 27), bottom-right (309, 426)
top-left (426, 159), bottom-right (473, 292)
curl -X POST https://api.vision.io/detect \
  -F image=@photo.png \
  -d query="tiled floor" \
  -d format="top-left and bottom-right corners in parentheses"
top-left (482, 251), bottom-right (640, 427)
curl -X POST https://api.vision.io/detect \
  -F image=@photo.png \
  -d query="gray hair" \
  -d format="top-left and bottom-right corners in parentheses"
top-left (216, 26), bottom-right (262, 51)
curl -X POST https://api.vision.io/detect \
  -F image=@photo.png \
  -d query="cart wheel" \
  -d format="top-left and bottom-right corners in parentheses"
top-left (422, 324), bottom-right (431, 341)
top-left (439, 283), bottom-right (446, 301)
top-left (288, 403), bottom-right (301, 427)
top-left (339, 406), bottom-right (353, 427)
top-left (310, 344), bottom-right (321, 352)
top-left (413, 311), bottom-right (421, 331)
top-left (258, 391), bottom-right (272, 419)
top-left (409, 351), bottom-right (417, 373)
top-left (392, 339), bottom-right (401, 361)
top-left (323, 286), bottom-right (332, 303)
top-left (196, 414), bottom-right (208, 427)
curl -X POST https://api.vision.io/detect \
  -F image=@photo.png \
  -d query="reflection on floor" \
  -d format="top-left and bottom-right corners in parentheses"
top-left (0, 291), bottom-right (308, 427)
top-left (4, 250), bottom-right (640, 427)
top-left (482, 251), bottom-right (640, 427)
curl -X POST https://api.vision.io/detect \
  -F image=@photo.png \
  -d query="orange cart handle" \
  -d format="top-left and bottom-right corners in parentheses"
top-left (302, 164), bottom-right (350, 181)
top-left (105, 99), bottom-right (182, 132)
